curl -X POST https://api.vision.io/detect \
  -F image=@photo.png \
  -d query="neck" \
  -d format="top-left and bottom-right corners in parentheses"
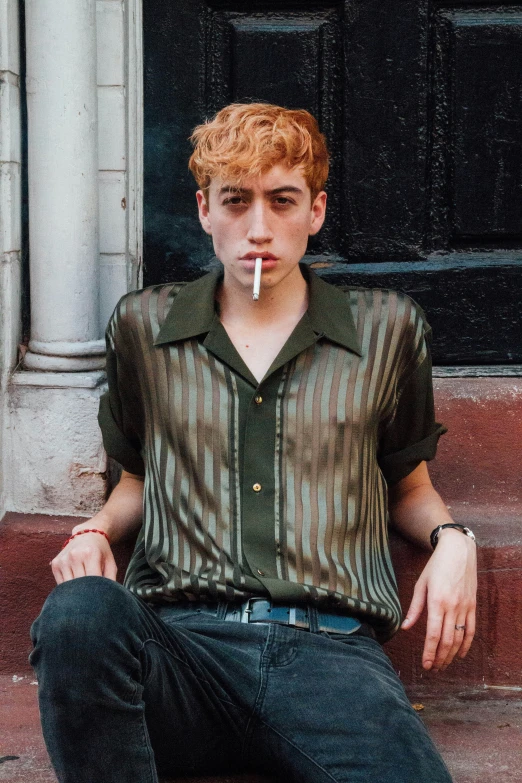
top-left (217, 264), bottom-right (309, 327)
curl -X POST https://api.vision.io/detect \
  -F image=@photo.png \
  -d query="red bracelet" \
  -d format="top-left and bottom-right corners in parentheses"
top-left (61, 528), bottom-right (111, 550)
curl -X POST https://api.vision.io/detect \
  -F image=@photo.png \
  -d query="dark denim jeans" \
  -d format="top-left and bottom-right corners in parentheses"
top-left (29, 576), bottom-right (452, 783)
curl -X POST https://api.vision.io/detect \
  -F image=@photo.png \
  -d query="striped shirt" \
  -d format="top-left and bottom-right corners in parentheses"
top-left (98, 264), bottom-right (446, 641)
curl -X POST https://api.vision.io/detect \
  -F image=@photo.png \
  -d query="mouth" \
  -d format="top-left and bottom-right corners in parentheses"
top-left (240, 253), bottom-right (278, 271)
top-left (241, 252), bottom-right (277, 261)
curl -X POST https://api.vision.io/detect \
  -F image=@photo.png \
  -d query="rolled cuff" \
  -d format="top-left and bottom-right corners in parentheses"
top-left (378, 424), bottom-right (447, 486)
top-left (98, 391), bottom-right (145, 476)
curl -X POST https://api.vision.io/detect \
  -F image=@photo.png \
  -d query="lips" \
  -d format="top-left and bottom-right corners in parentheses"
top-left (240, 253), bottom-right (277, 261)
top-left (240, 256), bottom-right (278, 271)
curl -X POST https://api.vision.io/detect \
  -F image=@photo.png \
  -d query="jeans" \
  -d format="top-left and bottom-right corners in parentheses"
top-left (29, 576), bottom-right (452, 783)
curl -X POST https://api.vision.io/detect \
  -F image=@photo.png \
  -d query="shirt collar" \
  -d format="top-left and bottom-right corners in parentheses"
top-left (153, 262), bottom-right (362, 357)
top-left (303, 265), bottom-right (362, 356)
top-left (153, 267), bottom-right (221, 346)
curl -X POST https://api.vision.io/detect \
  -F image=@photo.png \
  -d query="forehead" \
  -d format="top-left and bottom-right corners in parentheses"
top-left (209, 163), bottom-right (309, 195)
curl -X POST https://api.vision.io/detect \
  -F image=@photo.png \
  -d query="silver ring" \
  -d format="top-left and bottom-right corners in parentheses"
top-left (455, 624), bottom-right (466, 631)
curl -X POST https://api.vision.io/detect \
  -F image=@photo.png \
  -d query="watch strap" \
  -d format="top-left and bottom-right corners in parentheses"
top-left (430, 523), bottom-right (476, 549)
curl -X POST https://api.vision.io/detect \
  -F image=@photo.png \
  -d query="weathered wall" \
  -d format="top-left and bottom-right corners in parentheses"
top-left (6, 374), bottom-right (108, 516)
top-left (97, 0), bottom-right (142, 327)
top-left (1, 0), bottom-right (142, 518)
top-left (430, 376), bottom-right (522, 545)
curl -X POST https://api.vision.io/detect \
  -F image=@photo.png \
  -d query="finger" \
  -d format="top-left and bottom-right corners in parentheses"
top-left (440, 615), bottom-right (467, 670)
top-left (84, 553), bottom-right (105, 577)
top-left (422, 608), bottom-right (444, 670)
top-left (55, 563), bottom-right (75, 583)
top-left (51, 563), bottom-right (64, 585)
top-left (432, 612), bottom-right (458, 671)
top-left (102, 556), bottom-right (118, 581)
top-left (402, 579), bottom-right (427, 630)
top-left (53, 546), bottom-right (85, 581)
top-left (68, 551), bottom-right (87, 580)
top-left (458, 609), bottom-right (476, 659)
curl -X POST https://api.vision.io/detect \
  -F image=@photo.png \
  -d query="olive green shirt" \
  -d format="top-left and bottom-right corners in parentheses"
top-left (98, 264), bottom-right (446, 641)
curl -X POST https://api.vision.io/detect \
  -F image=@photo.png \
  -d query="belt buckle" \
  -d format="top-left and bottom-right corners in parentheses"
top-left (240, 596), bottom-right (266, 623)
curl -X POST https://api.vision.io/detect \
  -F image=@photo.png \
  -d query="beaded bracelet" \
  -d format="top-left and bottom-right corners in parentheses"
top-left (61, 528), bottom-right (111, 550)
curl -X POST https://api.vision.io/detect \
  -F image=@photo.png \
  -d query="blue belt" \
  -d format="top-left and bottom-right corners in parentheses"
top-left (154, 597), bottom-right (375, 638)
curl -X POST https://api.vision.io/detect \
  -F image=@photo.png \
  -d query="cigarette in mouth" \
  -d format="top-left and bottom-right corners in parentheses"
top-left (253, 257), bottom-right (262, 300)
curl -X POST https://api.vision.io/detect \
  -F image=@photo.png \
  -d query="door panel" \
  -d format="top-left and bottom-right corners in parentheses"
top-left (204, 6), bottom-right (343, 254)
top-left (435, 10), bottom-right (522, 243)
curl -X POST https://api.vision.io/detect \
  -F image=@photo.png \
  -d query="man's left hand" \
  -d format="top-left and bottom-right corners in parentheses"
top-left (401, 528), bottom-right (477, 671)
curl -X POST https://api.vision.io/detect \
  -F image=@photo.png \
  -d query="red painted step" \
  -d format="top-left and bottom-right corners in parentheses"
top-left (2, 376), bottom-right (521, 694)
top-left (1, 508), bottom-right (521, 696)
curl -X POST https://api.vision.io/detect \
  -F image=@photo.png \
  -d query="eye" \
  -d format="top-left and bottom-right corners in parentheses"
top-left (274, 196), bottom-right (294, 206)
top-left (223, 196), bottom-right (245, 206)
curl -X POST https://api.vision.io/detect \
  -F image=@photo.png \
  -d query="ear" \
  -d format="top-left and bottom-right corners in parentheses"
top-left (309, 191), bottom-right (327, 236)
top-left (196, 190), bottom-right (212, 235)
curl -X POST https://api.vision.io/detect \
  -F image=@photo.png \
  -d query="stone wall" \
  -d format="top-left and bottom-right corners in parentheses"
top-left (1, 0), bottom-right (142, 518)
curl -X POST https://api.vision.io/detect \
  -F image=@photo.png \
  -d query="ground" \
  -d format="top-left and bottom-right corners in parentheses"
top-left (1, 675), bottom-right (521, 783)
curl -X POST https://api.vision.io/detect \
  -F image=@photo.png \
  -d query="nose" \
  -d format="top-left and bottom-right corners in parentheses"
top-left (246, 201), bottom-right (273, 245)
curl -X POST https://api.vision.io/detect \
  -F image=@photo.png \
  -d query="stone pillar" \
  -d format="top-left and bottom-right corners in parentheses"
top-left (5, 0), bottom-right (107, 518)
top-left (23, 0), bottom-right (104, 371)
top-left (1, 0), bottom-right (22, 521)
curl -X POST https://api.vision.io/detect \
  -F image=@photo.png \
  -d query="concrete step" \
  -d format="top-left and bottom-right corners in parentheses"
top-left (2, 507), bottom-right (521, 695)
top-left (1, 675), bottom-right (521, 783)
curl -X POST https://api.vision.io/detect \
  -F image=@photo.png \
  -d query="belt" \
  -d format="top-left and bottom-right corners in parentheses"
top-left (154, 597), bottom-right (376, 639)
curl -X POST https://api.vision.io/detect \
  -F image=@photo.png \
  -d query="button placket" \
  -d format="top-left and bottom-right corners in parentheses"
top-left (242, 374), bottom-right (282, 585)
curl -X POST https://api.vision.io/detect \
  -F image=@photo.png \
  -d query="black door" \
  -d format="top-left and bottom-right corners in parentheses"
top-left (143, 0), bottom-right (522, 364)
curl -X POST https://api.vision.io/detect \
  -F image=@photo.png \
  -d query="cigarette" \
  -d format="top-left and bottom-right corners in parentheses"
top-left (253, 257), bottom-right (262, 300)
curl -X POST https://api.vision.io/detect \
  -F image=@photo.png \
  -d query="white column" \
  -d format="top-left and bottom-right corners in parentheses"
top-left (1, 0), bottom-right (22, 520)
top-left (24, 0), bottom-right (104, 371)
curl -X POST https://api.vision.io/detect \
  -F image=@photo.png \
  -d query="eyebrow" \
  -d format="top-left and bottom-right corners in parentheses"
top-left (218, 185), bottom-right (304, 196)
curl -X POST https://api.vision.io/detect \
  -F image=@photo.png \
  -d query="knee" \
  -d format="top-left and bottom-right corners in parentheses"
top-left (30, 576), bottom-right (138, 652)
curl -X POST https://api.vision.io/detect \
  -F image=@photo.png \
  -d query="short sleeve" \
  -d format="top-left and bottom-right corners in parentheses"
top-left (98, 311), bottom-right (145, 476)
top-left (377, 326), bottom-right (447, 486)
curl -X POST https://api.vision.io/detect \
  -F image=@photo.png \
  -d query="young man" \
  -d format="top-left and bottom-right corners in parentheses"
top-left (29, 103), bottom-right (477, 783)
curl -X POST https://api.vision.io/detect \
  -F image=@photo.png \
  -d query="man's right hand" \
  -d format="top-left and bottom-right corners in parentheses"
top-left (49, 469), bottom-right (144, 584)
top-left (50, 528), bottom-right (117, 584)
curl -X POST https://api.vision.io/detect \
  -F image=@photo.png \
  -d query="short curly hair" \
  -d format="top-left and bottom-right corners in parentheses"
top-left (188, 102), bottom-right (329, 201)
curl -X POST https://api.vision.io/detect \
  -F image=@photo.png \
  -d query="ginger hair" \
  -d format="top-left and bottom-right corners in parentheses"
top-left (188, 103), bottom-right (329, 201)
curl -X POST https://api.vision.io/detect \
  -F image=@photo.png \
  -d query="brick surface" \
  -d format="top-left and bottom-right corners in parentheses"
top-left (0, 161), bottom-right (21, 251)
top-left (0, 75), bottom-right (21, 164)
top-left (98, 86), bottom-right (126, 170)
top-left (385, 536), bottom-right (522, 694)
top-left (96, 1), bottom-right (125, 86)
top-left (0, 0), bottom-right (20, 74)
top-left (99, 254), bottom-right (130, 329)
top-left (431, 378), bottom-right (522, 508)
top-left (99, 171), bottom-right (127, 253)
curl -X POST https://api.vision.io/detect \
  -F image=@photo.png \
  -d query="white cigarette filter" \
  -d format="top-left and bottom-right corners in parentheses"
top-left (253, 257), bottom-right (262, 300)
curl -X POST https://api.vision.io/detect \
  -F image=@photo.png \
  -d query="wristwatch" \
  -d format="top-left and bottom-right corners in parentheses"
top-left (430, 523), bottom-right (476, 550)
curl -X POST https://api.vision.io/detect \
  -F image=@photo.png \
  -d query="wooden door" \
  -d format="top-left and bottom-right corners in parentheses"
top-left (143, 0), bottom-right (522, 363)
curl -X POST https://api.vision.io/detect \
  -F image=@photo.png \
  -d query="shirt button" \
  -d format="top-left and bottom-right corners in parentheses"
top-left (254, 395), bottom-right (263, 405)
top-left (257, 568), bottom-right (265, 576)
top-left (253, 483), bottom-right (262, 492)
